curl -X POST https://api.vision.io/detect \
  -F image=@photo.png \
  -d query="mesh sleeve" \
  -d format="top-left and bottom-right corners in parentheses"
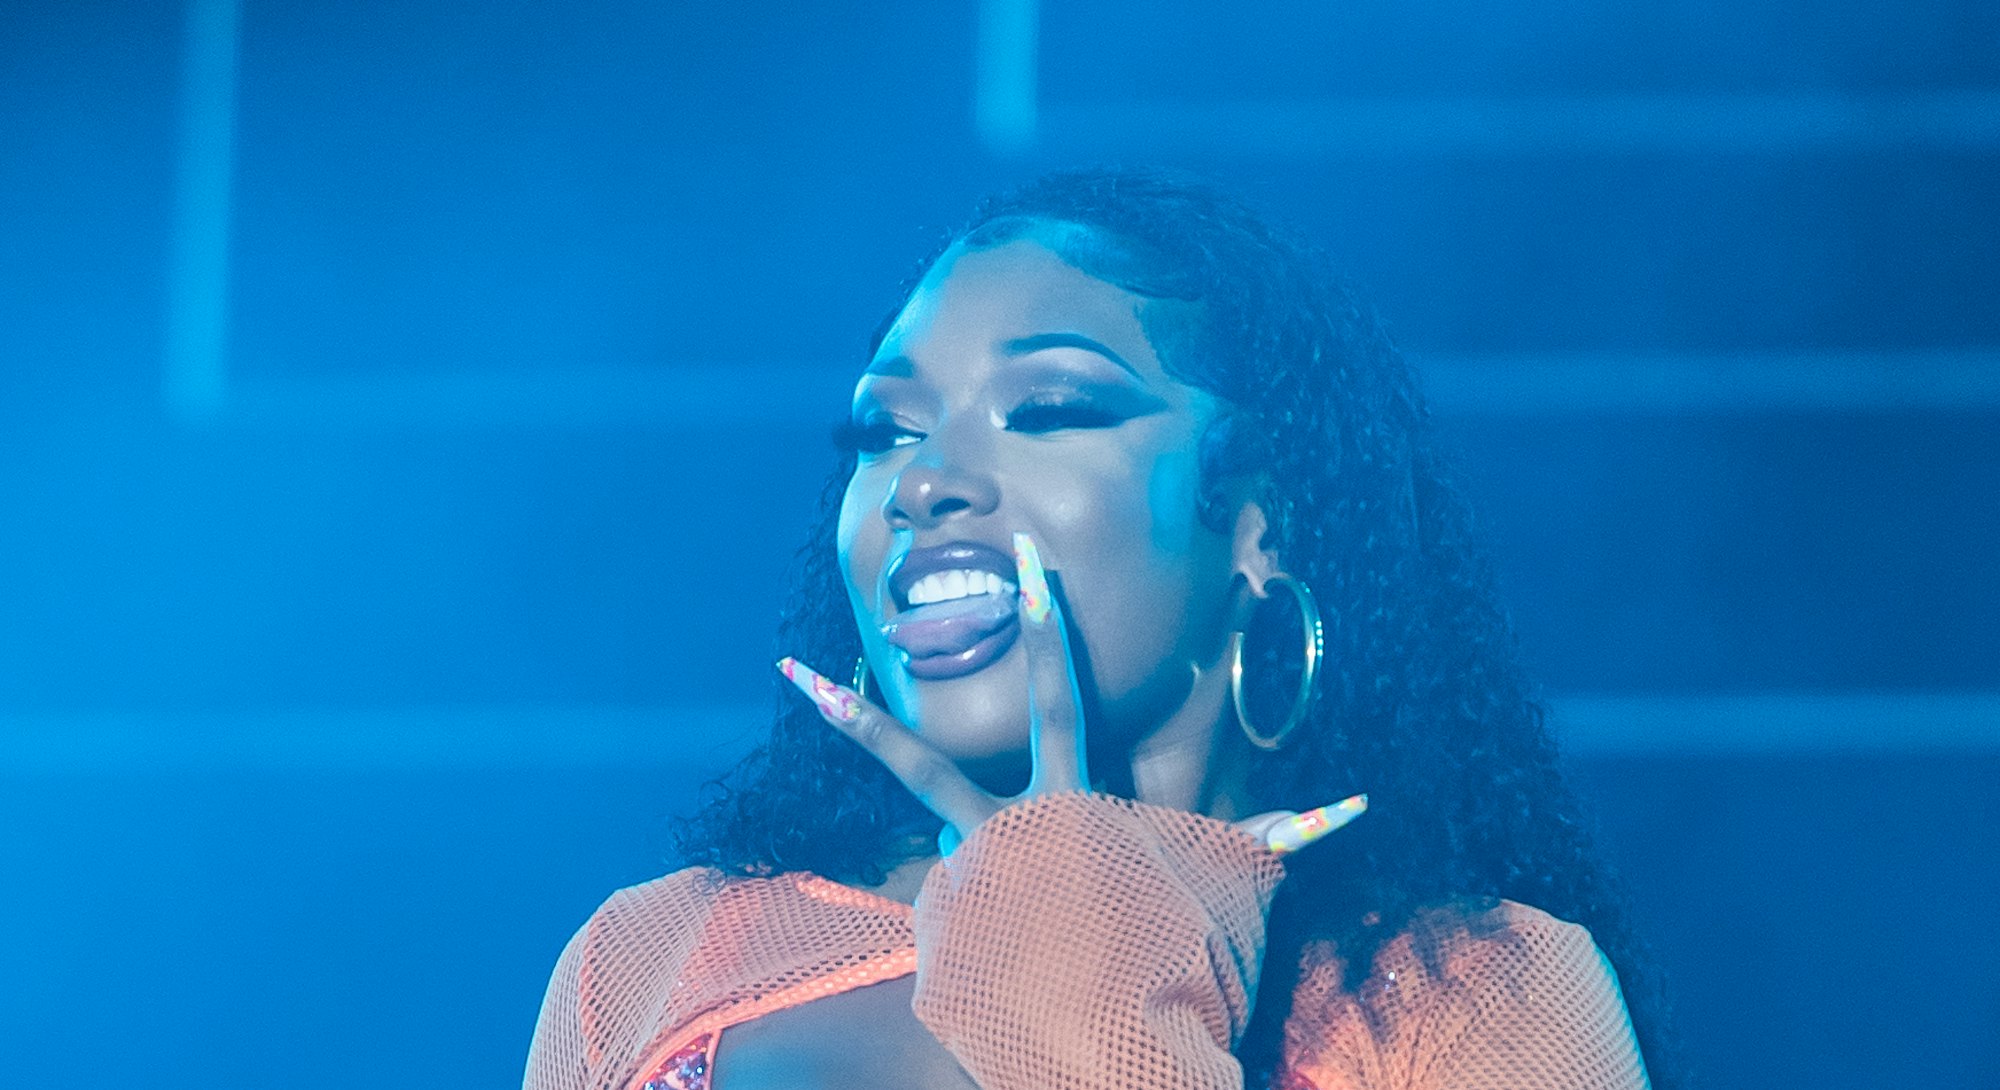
top-left (911, 791), bottom-right (1288, 1090)
top-left (522, 867), bottom-right (929, 1090)
top-left (522, 919), bottom-right (590, 1090)
top-left (520, 871), bottom-right (736, 1090)
top-left (1425, 907), bottom-right (1650, 1090)
top-left (1284, 903), bottom-right (1650, 1090)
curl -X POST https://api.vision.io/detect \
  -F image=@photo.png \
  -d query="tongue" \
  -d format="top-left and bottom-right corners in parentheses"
top-left (883, 594), bottom-right (1018, 658)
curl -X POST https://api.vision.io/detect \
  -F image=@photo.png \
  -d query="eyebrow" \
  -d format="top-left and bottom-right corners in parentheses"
top-left (1001, 332), bottom-right (1140, 378)
top-left (863, 331), bottom-right (1141, 379)
top-left (862, 354), bottom-right (915, 378)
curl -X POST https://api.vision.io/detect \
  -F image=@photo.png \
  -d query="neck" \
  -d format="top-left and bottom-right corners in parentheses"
top-left (864, 851), bottom-right (938, 905)
top-left (1126, 656), bottom-right (1257, 820)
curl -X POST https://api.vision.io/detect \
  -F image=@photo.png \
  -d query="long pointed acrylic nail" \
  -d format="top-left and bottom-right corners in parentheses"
top-left (777, 656), bottom-right (863, 724)
top-left (1012, 532), bottom-right (1052, 625)
top-left (1266, 793), bottom-right (1368, 854)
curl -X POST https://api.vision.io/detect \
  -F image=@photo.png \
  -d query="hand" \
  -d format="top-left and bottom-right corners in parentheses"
top-left (778, 532), bottom-right (1365, 856)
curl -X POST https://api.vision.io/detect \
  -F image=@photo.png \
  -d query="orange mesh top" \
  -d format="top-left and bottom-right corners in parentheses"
top-left (523, 792), bottom-right (1649, 1090)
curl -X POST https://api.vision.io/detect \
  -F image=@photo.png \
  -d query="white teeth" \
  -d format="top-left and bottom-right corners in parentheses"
top-left (906, 569), bottom-right (1020, 607)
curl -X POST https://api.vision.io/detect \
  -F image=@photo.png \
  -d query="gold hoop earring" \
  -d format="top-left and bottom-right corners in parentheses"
top-left (852, 657), bottom-right (874, 702)
top-left (1229, 573), bottom-right (1323, 751)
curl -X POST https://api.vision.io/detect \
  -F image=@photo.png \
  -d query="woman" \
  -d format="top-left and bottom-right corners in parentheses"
top-left (524, 168), bottom-right (1671, 1090)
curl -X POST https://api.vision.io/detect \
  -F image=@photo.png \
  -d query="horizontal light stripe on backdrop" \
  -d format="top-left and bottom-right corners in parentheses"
top-left (4, 692), bottom-right (1997, 772)
top-left (157, 352), bottom-right (2000, 432)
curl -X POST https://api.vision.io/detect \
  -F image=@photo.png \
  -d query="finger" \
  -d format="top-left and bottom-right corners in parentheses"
top-left (1013, 532), bottom-right (1088, 793)
top-left (777, 657), bottom-right (999, 835)
top-left (1233, 810), bottom-right (1297, 848)
top-left (1238, 793), bottom-right (1369, 854)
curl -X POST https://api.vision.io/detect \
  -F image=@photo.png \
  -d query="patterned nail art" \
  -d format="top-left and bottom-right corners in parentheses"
top-left (1012, 532), bottom-right (1052, 625)
top-left (1266, 793), bottom-right (1368, 854)
top-left (776, 657), bottom-right (862, 724)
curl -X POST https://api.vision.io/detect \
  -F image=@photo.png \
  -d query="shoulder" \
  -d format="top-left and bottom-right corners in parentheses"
top-left (1292, 899), bottom-right (1616, 994)
top-left (544, 866), bottom-right (916, 1077)
top-left (566, 865), bottom-right (834, 983)
top-left (564, 865), bottom-right (912, 1000)
top-left (582, 866), bottom-right (732, 941)
top-left (1284, 902), bottom-right (1648, 1089)
top-left (527, 868), bottom-right (737, 1088)
top-left (1418, 901), bottom-right (1648, 1085)
top-left (1381, 899), bottom-right (1634, 1027)
top-left (557, 867), bottom-right (733, 1004)
top-left (541, 868), bottom-right (795, 1074)
top-left (1429, 899), bottom-right (1617, 991)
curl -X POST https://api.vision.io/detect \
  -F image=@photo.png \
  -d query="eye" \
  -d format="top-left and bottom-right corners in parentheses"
top-left (1005, 399), bottom-right (1123, 434)
top-left (832, 416), bottom-right (923, 456)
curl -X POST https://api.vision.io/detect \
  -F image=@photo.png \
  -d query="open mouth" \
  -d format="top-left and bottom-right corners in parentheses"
top-left (882, 543), bottom-right (1022, 681)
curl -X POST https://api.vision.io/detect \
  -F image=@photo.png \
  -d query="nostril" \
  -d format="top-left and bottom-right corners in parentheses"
top-left (884, 459), bottom-right (997, 528)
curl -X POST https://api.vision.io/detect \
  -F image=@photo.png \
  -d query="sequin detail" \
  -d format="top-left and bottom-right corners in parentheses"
top-left (639, 1034), bottom-right (710, 1090)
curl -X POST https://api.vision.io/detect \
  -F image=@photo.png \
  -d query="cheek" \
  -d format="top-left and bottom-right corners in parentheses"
top-left (1028, 437), bottom-right (1194, 545)
top-left (1050, 441), bottom-right (1222, 674)
top-left (1061, 439), bottom-right (1206, 565)
top-left (1146, 443), bottom-right (1208, 553)
top-left (836, 473), bottom-right (885, 605)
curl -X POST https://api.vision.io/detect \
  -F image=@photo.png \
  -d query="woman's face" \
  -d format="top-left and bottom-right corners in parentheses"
top-left (837, 229), bottom-right (1245, 787)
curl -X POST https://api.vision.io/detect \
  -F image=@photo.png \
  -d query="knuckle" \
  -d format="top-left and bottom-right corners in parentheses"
top-left (903, 752), bottom-right (954, 794)
top-left (848, 713), bottom-right (885, 747)
top-left (1025, 619), bottom-right (1065, 654)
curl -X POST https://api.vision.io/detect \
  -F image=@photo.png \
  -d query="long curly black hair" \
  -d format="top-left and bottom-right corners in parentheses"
top-left (677, 167), bottom-right (1678, 1087)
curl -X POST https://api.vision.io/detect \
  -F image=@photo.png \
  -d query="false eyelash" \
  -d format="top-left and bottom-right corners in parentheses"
top-left (831, 418), bottom-right (920, 455)
top-left (1005, 401), bottom-right (1122, 432)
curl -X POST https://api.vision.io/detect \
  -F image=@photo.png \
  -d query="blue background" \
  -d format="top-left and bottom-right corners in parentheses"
top-left (3, 1), bottom-right (1997, 1087)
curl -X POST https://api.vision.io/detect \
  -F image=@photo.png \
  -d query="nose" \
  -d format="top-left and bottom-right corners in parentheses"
top-left (882, 432), bottom-right (1000, 530)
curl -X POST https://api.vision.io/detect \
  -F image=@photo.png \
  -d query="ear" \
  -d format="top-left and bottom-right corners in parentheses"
top-left (1229, 501), bottom-right (1284, 599)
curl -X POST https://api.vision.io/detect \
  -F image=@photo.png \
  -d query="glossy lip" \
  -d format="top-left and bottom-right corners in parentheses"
top-left (901, 616), bottom-right (1021, 680)
top-left (882, 540), bottom-right (1022, 681)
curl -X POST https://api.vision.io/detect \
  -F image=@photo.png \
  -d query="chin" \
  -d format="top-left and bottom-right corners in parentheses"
top-left (890, 681), bottom-right (1034, 789)
top-left (908, 705), bottom-right (1031, 763)
top-left (917, 721), bottom-right (1034, 796)
top-left (952, 750), bottom-right (1035, 797)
